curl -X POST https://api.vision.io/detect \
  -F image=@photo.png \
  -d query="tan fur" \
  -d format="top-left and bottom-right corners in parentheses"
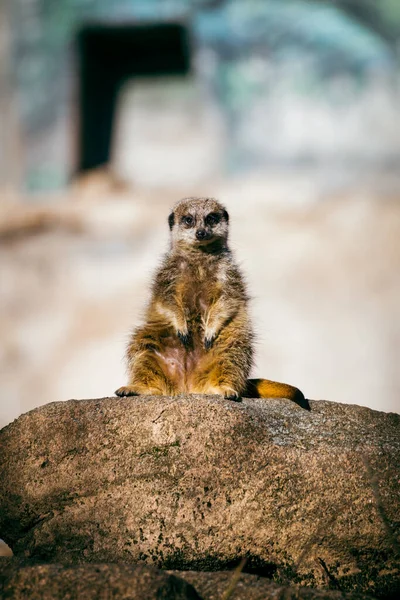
top-left (116, 197), bottom-right (306, 404)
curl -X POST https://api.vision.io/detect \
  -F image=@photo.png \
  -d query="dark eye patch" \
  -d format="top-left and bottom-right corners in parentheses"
top-left (205, 212), bottom-right (220, 226)
top-left (181, 215), bottom-right (194, 227)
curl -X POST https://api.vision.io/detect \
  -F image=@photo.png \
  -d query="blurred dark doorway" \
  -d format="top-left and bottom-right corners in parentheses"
top-left (77, 23), bottom-right (190, 172)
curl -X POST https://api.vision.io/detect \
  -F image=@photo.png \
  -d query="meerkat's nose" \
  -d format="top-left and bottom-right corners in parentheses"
top-left (196, 229), bottom-right (207, 240)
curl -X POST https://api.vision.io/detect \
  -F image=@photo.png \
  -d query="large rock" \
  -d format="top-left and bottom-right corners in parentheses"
top-left (0, 396), bottom-right (399, 598)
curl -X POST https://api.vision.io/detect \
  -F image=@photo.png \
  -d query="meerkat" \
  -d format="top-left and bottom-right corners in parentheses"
top-left (115, 197), bottom-right (306, 406)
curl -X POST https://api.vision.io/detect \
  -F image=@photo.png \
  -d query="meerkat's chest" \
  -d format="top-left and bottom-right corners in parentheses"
top-left (178, 261), bottom-right (223, 315)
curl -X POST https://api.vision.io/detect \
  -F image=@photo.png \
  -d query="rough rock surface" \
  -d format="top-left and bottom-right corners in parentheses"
top-left (0, 561), bottom-right (200, 599)
top-left (0, 396), bottom-right (399, 599)
top-left (176, 570), bottom-right (375, 599)
top-left (0, 562), bottom-right (375, 600)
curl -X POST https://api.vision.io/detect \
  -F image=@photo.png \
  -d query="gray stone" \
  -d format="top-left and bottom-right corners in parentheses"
top-left (0, 396), bottom-right (399, 598)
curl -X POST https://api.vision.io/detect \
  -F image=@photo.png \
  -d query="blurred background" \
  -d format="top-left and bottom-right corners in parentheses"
top-left (1, 0), bottom-right (400, 428)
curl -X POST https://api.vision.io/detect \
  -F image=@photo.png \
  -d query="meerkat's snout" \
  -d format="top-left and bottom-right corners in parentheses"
top-left (196, 228), bottom-right (208, 240)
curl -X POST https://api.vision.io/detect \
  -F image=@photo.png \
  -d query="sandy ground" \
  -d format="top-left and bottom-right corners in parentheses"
top-left (1, 171), bottom-right (400, 430)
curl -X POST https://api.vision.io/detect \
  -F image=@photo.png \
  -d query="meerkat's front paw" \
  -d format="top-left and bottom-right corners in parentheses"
top-left (115, 386), bottom-right (139, 397)
top-left (177, 330), bottom-right (191, 348)
top-left (204, 335), bottom-right (215, 350)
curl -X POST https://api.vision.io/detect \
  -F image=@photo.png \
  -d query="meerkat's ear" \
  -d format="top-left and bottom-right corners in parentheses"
top-left (168, 212), bottom-right (175, 230)
top-left (222, 209), bottom-right (229, 222)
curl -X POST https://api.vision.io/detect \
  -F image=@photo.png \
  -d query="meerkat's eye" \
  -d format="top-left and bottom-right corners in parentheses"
top-left (205, 212), bottom-right (220, 226)
top-left (182, 215), bottom-right (194, 227)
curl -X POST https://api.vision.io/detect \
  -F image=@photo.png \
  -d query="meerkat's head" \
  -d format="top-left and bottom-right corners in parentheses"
top-left (168, 197), bottom-right (229, 252)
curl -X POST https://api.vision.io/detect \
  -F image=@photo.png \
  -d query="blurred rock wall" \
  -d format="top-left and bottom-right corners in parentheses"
top-left (7, 0), bottom-right (400, 192)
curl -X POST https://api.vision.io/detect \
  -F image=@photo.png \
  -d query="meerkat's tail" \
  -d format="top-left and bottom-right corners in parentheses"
top-left (245, 378), bottom-right (310, 410)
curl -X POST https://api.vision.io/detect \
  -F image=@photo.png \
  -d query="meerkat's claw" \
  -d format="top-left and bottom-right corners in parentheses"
top-left (223, 390), bottom-right (241, 401)
top-left (115, 386), bottom-right (139, 397)
top-left (204, 336), bottom-right (215, 350)
top-left (177, 331), bottom-right (191, 348)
